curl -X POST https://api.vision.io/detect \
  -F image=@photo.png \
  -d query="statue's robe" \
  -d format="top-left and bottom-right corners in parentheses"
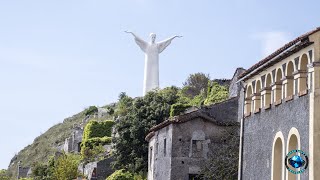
top-left (134, 36), bottom-right (174, 95)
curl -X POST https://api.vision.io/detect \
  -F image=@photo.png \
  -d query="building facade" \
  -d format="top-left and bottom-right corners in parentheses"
top-left (146, 68), bottom-right (243, 180)
top-left (238, 27), bottom-right (320, 180)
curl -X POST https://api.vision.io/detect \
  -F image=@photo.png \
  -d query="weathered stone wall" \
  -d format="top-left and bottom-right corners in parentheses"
top-left (96, 158), bottom-right (114, 180)
top-left (80, 157), bottom-right (114, 180)
top-left (18, 167), bottom-right (30, 179)
top-left (229, 68), bottom-right (246, 98)
top-left (241, 95), bottom-right (309, 179)
top-left (170, 118), bottom-right (235, 180)
top-left (63, 126), bottom-right (83, 153)
top-left (204, 97), bottom-right (239, 123)
top-left (148, 124), bottom-right (172, 180)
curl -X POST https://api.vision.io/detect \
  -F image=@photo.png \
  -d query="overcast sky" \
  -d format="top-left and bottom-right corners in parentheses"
top-left (0, 0), bottom-right (319, 169)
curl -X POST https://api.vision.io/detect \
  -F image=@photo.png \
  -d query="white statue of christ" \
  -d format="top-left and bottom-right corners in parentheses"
top-left (125, 31), bottom-right (182, 96)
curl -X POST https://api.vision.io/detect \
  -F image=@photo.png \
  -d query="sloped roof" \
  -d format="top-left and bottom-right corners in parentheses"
top-left (238, 27), bottom-right (320, 80)
top-left (145, 97), bottom-right (239, 141)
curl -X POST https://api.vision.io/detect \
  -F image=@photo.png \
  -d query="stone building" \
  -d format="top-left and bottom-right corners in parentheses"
top-left (146, 68), bottom-right (243, 180)
top-left (63, 125), bottom-right (83, 153)
top-left (17, 165), bottom-right (31, 179)
top-left (238, 27), bottom-right (320, 179)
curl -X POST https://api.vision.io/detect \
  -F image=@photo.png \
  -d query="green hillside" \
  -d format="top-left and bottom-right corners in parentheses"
top-left (7, 110), bottom-right (86, 177)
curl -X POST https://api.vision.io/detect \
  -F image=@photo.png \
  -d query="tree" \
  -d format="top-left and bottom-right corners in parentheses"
top-left (0, 169), bottom-right (10, 180)
top-left (113, 87), bottom-right (180, 174)
top-left (114, 92), bottom-right (133, 117)
top-left (32, 162), bottom-right (50, 180)
top-left (204, 81), bottom-right (229, 105)
top-left (52, 153), bottom-right (81, 180)
top-left (31, 154), bottom-right (80, 180)
top-left (182, 73), bottom-right (210, 98)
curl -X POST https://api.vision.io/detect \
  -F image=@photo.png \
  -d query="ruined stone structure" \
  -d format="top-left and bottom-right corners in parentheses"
top-left (80, 157), bottom-right (114, 180)
top-left (63, 125), bottom-right (83, 153)
top-left (63, 107), bottom-right (111, 154)
top-left (61, 107), bottom-right (115, 180)
top-left (17, 164), bottom-right (31, 179)
top-left (238, 27), bottom-right (320, 180)
top-left (146, 68), bottom-right (243, 180)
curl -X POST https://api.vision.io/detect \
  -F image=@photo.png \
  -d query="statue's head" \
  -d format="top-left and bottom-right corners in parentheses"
top-left (150, 33), bottom-right (156, 43)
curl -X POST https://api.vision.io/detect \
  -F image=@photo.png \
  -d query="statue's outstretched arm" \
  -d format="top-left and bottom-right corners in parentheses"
top-left (125, 31), bottom-right (148, 52)
top-left (157, 35), bottom-right (182, 53)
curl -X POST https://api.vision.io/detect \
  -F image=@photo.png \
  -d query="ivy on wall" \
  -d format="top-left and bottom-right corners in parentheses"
top-left (81, 120), bottom-right (114, 161)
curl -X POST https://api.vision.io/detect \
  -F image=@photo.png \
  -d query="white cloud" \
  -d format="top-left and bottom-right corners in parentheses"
top-left (252, 31), bottom-right (292, 57)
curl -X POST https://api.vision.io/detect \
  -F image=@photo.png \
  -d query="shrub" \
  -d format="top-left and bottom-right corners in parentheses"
top-left (170, 103), bottom-right (192, 117)
top-left (82, 137), bottom-right (112, 149)
top-left (204, 81), bottom-right (228, 105)
top-left (83, 120), bottom-right (115, 141)
top-left (52, 153), bottom-right (81, 180)
top-left (106, 169), bottom-right (134, 180)
top-left (81, 120), bottom-right (114, 161)
top-left (84, 106), bottom-right (98, 116)
top-left (0, 169), bottom-right (10, 180)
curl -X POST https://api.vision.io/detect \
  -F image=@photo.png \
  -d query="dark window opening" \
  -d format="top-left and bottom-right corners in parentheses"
top-left (77, 142), bottom-right (81, 152)
top-left (164, 138), bottom-right (166, 156)
top-left (156, 143), bottom-right (159, 154)
top-left (150, 147), bottom-right (153, 166)
top-left (92, 168), bottom-right (97, 178)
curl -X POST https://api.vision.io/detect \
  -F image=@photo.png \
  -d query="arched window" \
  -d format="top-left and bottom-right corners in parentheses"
top-left (245, 85), bottom-right (253, 116)
top-left (299, 54), bottom-right (308, 71)
top-left (272, 132), bottom-right (284, 180)
top-left (254, 80), bottom-right (262, 111)
top-left (286, 128), bottom-right (301, 180)
top-left (298, 54), bottom-right (308, 92)
top-left (274, 68), bottom-right (283, 103)
top-left (286, 61), bottom-right (294, 97)
top-left (264, 73), bottom-right (273, 107)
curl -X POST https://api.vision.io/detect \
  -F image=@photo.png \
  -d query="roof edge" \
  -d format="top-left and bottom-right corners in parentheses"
top-left (238, 27), bottom-right (320, 80)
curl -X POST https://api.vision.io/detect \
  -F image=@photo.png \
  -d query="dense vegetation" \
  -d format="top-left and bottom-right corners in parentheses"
top-left (106, 169), bottom-right (134, 180)
top-left (31, 153), bottom-right (81, 180)
top-left (83, 120), bottom-right (114, 140)
top-left (6, 72), bottom-right (230, 179)
top-left (0, 169), bottom-right (10, 180)
top-left (111, 73), bottom-right (230, 176)
top-left (81, 120), bottom-right (114, 161)
top-left (112, 87), bottom-right (180, 173)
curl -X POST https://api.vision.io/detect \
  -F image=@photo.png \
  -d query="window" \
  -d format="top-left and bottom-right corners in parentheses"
top-left (272, 134), bottom-right (284, 180)
top-left (156, 142), bottom-right (159, 154)
top-left (264, 73), bottom-right (272, 107)
top-left (286, 61), bottom-right (294, 97)
top-left (254, 80), bottom-right (262, 111)
top-left (274, 68), bottom-right (283, 103)
top-left (164, 138), bottom-right (166, 156)
top-left (92, 168), bottom-right (97, 178)
top-left (150, 147), bottom-right (153, 166)
top-left (191, 140), bottom-right (203, 158)
top-left (298, 54), bottom-right (308, 93)
top-left (77, 142), bottom-right (81, 153)
top-left (245, 85), bottom-right (253, 115)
